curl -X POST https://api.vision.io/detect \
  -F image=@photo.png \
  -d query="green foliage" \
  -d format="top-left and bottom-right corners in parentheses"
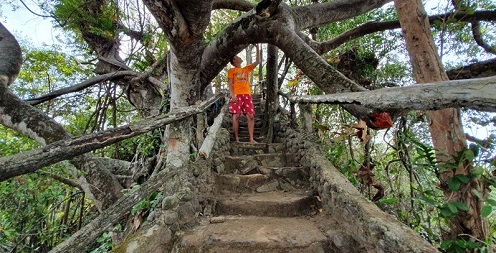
top-left (90, 224), bottom-right (122, 253)
top-left (0, 169), bottom-right (88, 252)
top-left (0, 126), bottom-right (39, 156)
top-left (15, 47), bottom-right (90, 99)
top-left (53, 0), bottom-right (120, 41)
top-left (131, 191), bottom-right (163, 216)
top-left (440, 239), bottom-right (491, 253)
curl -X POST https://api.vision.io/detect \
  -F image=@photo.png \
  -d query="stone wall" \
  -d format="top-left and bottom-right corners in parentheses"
top-left (273, 121), bottom-right (439, 253)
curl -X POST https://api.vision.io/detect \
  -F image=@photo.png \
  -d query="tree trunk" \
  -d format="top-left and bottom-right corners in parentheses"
top-left (264, 44), bottom-right (279, 143)
top-left (0, 22), bottom-right (22, 86)
top-left (394, 0), bottom-right (489, 242)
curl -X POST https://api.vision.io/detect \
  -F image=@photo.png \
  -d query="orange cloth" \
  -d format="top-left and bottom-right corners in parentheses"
top-left (228, 64), bottom-right (256, 95)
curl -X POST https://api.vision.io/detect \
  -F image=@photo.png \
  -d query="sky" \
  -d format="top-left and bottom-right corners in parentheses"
top-left (0, 0), bottom-right (445, 48)
top-left (1, 2), bottom-right (62, 46)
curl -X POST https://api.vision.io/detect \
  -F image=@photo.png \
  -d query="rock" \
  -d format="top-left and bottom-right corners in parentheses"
top-left (161, 196), bottom-right (180, 210)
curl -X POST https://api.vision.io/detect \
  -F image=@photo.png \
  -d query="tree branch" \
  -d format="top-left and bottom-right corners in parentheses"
top-left (447, 58), bottom-right (496, 79)
top-left (470, 20), bottom-right (496, 55)
top-left (199, 103), bottom-right (228, 159)
top-left (212, 0), bottom-right (254, 11)
top-left (26, 71), bottom-right (166, 105)
top-left (288, 76), bottom-right (496, 112)
top-left (0, 94), bottom-right (222, 182)
top-left (38, 171), bottom-right (83, 190)
top-left (305, 10), bottom-right (496, 54)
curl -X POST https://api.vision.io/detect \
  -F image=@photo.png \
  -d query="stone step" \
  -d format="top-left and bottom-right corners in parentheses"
top-left (207, 191), bottom-right (315, 217)
top-left (224, 153), bottom-right (299, 173)
top-left (232, 135), bottom-right (266, 143)
top-left (229, 142), bottom-right (285, 155)
top-left (178, 216), bottom-right (329, 253)
top-left (213, 167), bottom-right (310, 193)
top-left (231, 126), bottom-right (263, 136)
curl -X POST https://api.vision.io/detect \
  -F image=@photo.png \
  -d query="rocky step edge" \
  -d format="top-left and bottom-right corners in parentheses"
top-left (223, 153), bottom-right (300, 174)
top-left (176, 215), bottom-right (332, 253)
top-left (229, 142), bottom-right (285, 156)
top-left (213, 166), bottom-right (311, 194)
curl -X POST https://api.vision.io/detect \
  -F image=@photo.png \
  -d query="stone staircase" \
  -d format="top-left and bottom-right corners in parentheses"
top-left (178, 141), bottom-right (335, 252)
top-left (176, 92), bottom-right (341, 253)
top-left (177, 95), bottom-right (337, 252)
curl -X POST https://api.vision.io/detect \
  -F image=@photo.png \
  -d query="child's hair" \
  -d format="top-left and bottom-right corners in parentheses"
top-left (230, 56), bottom-right (236, 65)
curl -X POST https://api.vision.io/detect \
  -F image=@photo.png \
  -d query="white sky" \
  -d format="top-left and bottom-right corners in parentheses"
top-left (1, 2), bottom-right (61, 46)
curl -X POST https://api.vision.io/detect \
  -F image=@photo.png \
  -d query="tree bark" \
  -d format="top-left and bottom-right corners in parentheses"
top-left (0, 96), bottom-right (220, 182)
top-left (289, 76), bottom-right (496, 112)
top-left (264, 44), bottom-right (279, 143)
top-left (25, 71), bottom-right (166, 105)
top-left (0, 22), bottom-right (22, 86)
top-left (304, 10), bottom-right (496, 55)
top-left (447, 58), bottom-right (496, 80)
top-left (394, 0), bottom-right (489, 241)
top-left (199, 104), bottom-right (228, 159)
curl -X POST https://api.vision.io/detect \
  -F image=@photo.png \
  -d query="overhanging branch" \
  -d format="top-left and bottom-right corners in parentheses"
top-left (305, 10), bottom-right (496, 54)
top-left (0, 94), bottom-right (222, 182)
top-left (26, 70), bottom-right (166, 105)
top-left (288, 76), bottom-right (496, 112)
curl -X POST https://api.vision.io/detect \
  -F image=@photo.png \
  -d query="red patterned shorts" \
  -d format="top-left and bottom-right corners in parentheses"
top-left (229, 94), bottom-right (255, 115)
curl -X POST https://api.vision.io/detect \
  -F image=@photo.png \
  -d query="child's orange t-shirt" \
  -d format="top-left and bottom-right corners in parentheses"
top-left (228, 64), bottom-right (255, 95)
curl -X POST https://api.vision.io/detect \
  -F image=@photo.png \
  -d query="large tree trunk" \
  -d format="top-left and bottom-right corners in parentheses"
top-left (394, 0), bottom-right (489, 242)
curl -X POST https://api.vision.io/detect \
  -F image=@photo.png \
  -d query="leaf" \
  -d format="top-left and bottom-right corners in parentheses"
top-left (469, 143), bottom-right (480, 157)
top-left (440, 240), bottom-right (452, 249)
top-left (133, 215), bottom-right (143, 229)
top-left (470, 168), bottom-right (485, 177)
top-left (352, 120), bottom-right (367, 130)
top-left (433, 19), bottom-right (442, 27)
top-left (463, 149), bottom-right (475, 162)
top-left (452, 202), bottom-right (469, 212)
top-left (471, 189), bottom-right (483, 199)
top-left (381, 197), bottom-right (399, 205)
top-left (369, 112), bottom-right (393, 129)
top-left (415, 194), bottom-right (438, 206)
top-left (440, 206), bottom-right (453, 218)
top-left (447, 203), bottom-right (458, 214)
top-left (486, 198), bottom-right (496, 207)
top-left (447, 17), bottom-right (458, 23)
top-left (448, 178), bottom-right (461, 191)
top-left (465, 241), bottom-right (479, 249)
top-left (314, 124), bottom-right (330, 132)
top-left (286, 78), bottom-right (299, 88)
top-left (455, 174), bottom-right (469, 184)
top-left (455, 239), bottom-right (466, 248)
top-left (481, 206), bottom-right (493, 217)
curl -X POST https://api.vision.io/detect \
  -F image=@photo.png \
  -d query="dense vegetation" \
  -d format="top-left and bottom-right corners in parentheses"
top-left (0, 0), bottom-right (495, 252)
